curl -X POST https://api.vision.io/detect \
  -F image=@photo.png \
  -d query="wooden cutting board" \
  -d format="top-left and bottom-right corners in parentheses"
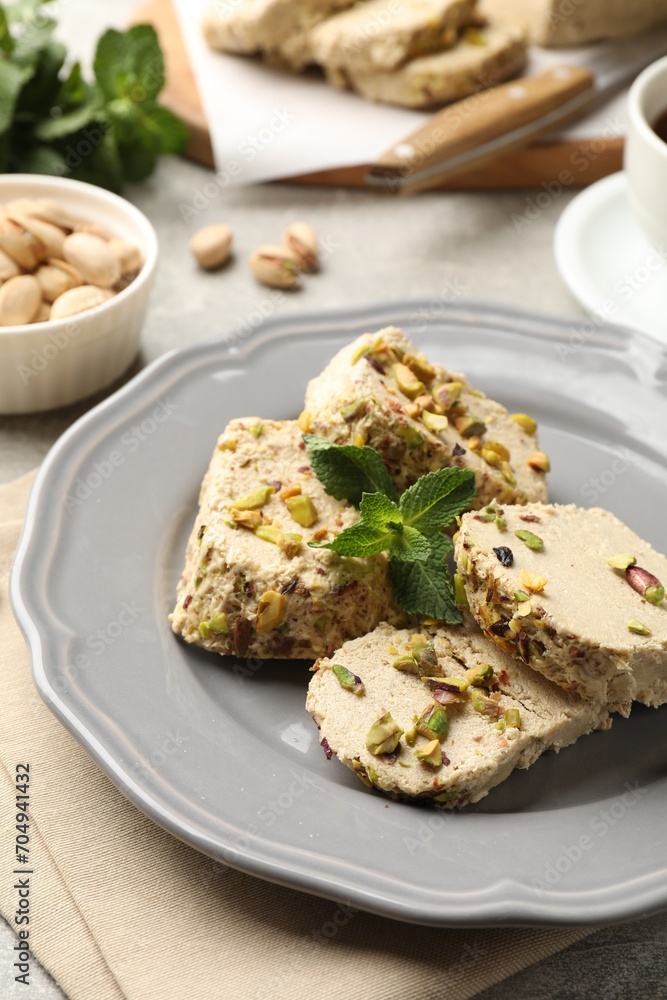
top-left (133, 0), bottom-right (624, 189)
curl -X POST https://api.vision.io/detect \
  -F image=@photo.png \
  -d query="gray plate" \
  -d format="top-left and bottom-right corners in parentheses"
top-left (11, 300), bottom-right (667, 927)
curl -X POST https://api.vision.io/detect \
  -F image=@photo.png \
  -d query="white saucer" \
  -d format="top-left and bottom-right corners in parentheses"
top-left (554, 171), bottom-right (667, 345)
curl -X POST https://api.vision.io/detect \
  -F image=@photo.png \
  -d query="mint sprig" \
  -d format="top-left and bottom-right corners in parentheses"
top-left (0, 6), bottom-right (187, 191)
top-left (304, 435), bottom-right (397, 506)
top-left (305, 435), bottom-right (475, 622)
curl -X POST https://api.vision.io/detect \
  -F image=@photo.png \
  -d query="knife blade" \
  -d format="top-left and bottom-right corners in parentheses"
top-left (366, 23), bottom-right (667, 194)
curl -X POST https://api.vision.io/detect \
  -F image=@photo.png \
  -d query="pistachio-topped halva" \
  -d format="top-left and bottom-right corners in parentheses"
top-left (170, 418), bottom-right (406, 660)
top-left (455, 503), bottom-right (667, 709)
top-left (307, 620), bottom-right (611, 807)
top-left (303, 326), bottom-right (548, 504)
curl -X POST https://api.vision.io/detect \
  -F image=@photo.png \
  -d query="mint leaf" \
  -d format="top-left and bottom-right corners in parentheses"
top-left (35, 99), bottom-right (100, 140)
top-left (388, 525), bottom-right (431, 563)
top-left (0, 58), bottom-right (33, 132)
top-left (94, 25), bottom-right (164, 103)
top-left (304, 435), bottom-right (397, 507)
top-left (309, 521), bottom-right (396, 558)
top-left (400, 467), bottom-right (475, 536)
top-left (390, 532), bottom-right (461, 624)
top-left (359, 492), bottom-right (401, 529)
top-left (143, 104), bottom-right (189, 154)
top-left (0, 8), bottom-right (15, 53)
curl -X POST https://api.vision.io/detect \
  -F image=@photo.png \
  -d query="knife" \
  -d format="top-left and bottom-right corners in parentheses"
top-left (366, 24), bottom-right (667, 194)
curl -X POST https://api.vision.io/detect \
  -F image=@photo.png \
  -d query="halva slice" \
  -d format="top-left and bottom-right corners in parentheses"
top-left (170, 419), bottom-right (406, 660)
top-left (328, 20), bottom-right (527, 108)
top-left (202, 0), bottom-right (355, 55)
top-left (307, 0), bottom-right (478, 76)
top-left (482, 0), bottom-right (667, 47)
top-left (455, 503), bottom-right (667, 709)
top-left (307, 621), bottom-right (611, 807)
top-left (303, 326), bottom-right (548, 503)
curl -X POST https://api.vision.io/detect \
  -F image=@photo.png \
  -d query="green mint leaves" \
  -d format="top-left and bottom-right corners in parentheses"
top-left (304, 435), bottom-right (475, 622)
top-left (0, 10), bottom-right (187, 191)
top-left (304, 435), bottom-right (397, 506)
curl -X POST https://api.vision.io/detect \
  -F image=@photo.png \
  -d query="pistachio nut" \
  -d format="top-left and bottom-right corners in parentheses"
top-left (401, 351), bottom-right (436, 383)
top-left (231, 485), bottom-right (274, 510)
top-left (454, 414), bottom-right (487, 438)
top-left (49, 285), bottom-right (114, 320)
top-left (527, 451), bottom-right (550, 473)
top-left (0, 274), bottom-right (41, 326)
top-left (520, 569), bottom-right (548, 593)
top-left (198, 612), bottom-right (229, 638)
top-left (414, 738), bottom-right (442, 768)
top-left (108, 238), bottom-right (143, 276)
top-left (190, 223), bottom-right (233, 271)
top-left (504, 708), bottom-right (521, 728)
top-left (74, 220), bottom-right (115, 241)
top-left (510, 413), bottom-right (537, 435)
top-left (249, 244), bottom-right (300, 289)
top-left (422, 409), bottom-right (449, 434)
top-left (331, 663), bottom-right (365, 696)
top-left (0, 247), bottom-right (20, 281)
top-left (392, 362), bottom-right (426, 399)
top-left (0, 217), bottom-right (46, 269)
top-left (17, 197), bottom-right (80, 232)
top-left (62, 232), bottom-right (121, 289)
top-left (9, 212), bottom-right (65, 259)
top-left (284, 494), bottom-right (318, 527)
top-left (606, 554), bottom-right (636, 571)
top-left (366, 712), bottom-right (404, 755)
top-left (627, 618), bottom-right (652, 636)
top-left (282, 221), bottom-right (318, 273)
top-left (256, 591), bottom-right (285, 632)
top-left (35, 259), bottom-right (83, 303)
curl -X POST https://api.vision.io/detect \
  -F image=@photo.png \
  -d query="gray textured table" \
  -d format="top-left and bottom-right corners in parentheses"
top-left (1, 2), bottom-right (666, 998)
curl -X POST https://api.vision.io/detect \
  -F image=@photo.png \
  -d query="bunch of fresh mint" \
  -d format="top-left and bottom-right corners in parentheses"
top-left (0, 1), bottom-right (188, 191)
top-left (304, 436), bottom-right (476, 623)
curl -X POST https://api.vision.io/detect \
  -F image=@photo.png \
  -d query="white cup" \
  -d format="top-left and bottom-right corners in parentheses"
top-left (625, 55), bottom-right (667, 252)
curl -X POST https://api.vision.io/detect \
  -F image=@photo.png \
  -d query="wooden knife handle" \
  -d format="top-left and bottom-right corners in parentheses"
top-left (367, 64), bottom-right (595, 193)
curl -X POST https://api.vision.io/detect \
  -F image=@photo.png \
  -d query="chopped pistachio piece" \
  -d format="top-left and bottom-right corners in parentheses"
top-left (465, 662), bottom-right (494, 687)
top-left (366, 712), bottom-right (404, 755)
top-left (402, 351), bottom-right (436, 383)
top-left (392, 362), bottom-right (426, 399)
top-left (485, 440), bottom-right (510, 462)
top-left (454, 572), bottom-right (469, 609)
top-left (198, 612), bottom-right (229, 638)
top-left (520, 569), bottom-right (548, 593)
top-left (439, 675), bottom-right (469, 692)
top-left (628, 618), bottom-right (652, 636)
top-left (254, 524), bottom-right (282, 545)
top-left (396, 424), bottom-right (423, 448)
top-left (340, 398), bottom-right (368, 422)
top-left (404, 723), bottom-right (417, 747)
top-left (284, 494), bottom-right (318, 527)
top-left (454, 414), bottom-right (487, 439)
top-left (250, 423), bottom-right (264, 438)
top-left (332, 662), bottom-right (365, 696)
top-left (513, 589), bottom-right (530, 602)
top-left (505, 708), bottom-right (521, 728)
top-left (432, 381), bottom-right (462, 409)
top-left (351, 759), bottom-right (373, 787)
top-left (422, 409), bottom-right (449, 434)
top-left (527, 451), bottom-right (550, 473)
top-left (230, 509), bottom-right (263, 530)
top-left (278, 532), bottom-right (303, 557)
top-left (256, 590), bottom-right (285, 632)
top-left (416, 706), bottom-right (449, 742)
top-left (510, 413), bottom-right (537, 435)
top-left (500, 461), bottom-right (517, 486)
top-left (646, 585), bottom-right (665, 605)
top-left (414, 738), bottom-right (442, 768)
top-left (231, 485), bottom-right (274, 510)
top-left (515, 529), bottom-right (544, 551)
top-left (607, 554), bottom-right (637, 570)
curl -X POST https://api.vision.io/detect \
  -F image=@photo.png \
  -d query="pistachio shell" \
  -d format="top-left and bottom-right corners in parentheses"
top-left (248, 244), bottom-right (300, 289)
top-left (0, 217), bottom-right (46, 269)
top-left (0, 274), bottom-right (41, 326)
top-left (107, 238), bottom-right (143, 276)
top-left (9, 213), bottom-right (66, 259)
top-left (74, 220), bottom-right (115, 241)
top-left (190, 224), bottom-right (233, 270)
top-left (34, 300), bottom-right (51, 323)
top-left (63, 232), bottom-right (121, 289)
top-left (18, 198), bottom-right (80, 231)
top-left (282, 221), bottom-right (318, 273)
top-left (49, 285), bottom-right (114, 320)
top-left (35, 260), bottom-right (83, 303)
top-left (0, 247), bottom-right (21, 281)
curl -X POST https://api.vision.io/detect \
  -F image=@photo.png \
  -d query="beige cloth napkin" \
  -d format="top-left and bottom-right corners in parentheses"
top-left (0, 471), bottom-right (594, 1000)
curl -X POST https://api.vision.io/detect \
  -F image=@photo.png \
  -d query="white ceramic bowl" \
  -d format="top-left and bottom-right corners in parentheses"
top-left (625, 55), bottom-right (667, 252)
top-left (0, 175), bottom-right (158, 414)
